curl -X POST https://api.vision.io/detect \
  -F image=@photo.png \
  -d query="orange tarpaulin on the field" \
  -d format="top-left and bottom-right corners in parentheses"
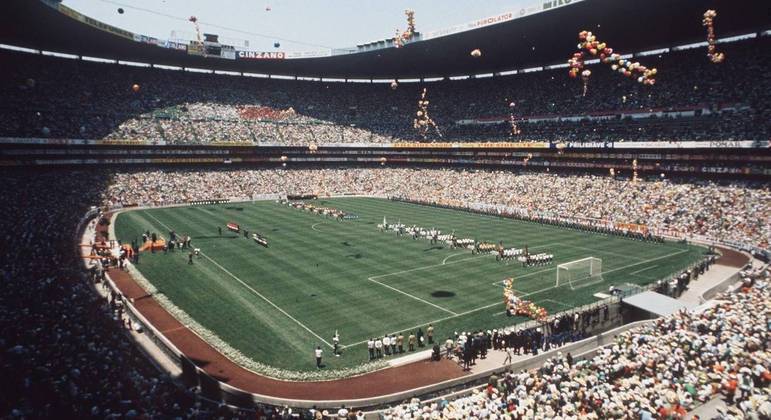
top-left (139, 239), bottom-right (166, 252)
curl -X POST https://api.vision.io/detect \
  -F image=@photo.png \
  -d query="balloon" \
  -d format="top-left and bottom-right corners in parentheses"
top-left (273, 42), bottom-right (280, 48)
top-left (117, 8), bottom-right (124, 14)
top-left (470, 49), bottom-right (482, 57)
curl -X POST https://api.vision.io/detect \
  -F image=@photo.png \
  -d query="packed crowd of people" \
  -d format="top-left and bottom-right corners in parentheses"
top-left (104, 167), bottom-right (770, 249)
top-left (1, 37), bottom-right (768, 144)
top-left (0, 164), bottom-right (767, 418)
top-left (380, 269), bottom-right (770, 419)
top-left (0, 169), bottom-right (277, 418)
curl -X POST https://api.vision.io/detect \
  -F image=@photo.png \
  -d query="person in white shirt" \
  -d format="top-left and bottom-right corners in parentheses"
top-left (314, 346), bottom-right (323, 368)
top-left (332, 332), bottom-right (340, 357)
top-left (383, 335), bottom-right (391, 355)
top-left (367, 338), bottom-right (375, 360)
top-left (337, 405), bottom-right (349, 418)
top-left (375, 337), bottom-right (383, 358)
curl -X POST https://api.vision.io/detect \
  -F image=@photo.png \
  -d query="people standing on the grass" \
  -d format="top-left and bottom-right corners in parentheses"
top-left (408, 332), bottom-right (416, 351)
top-left (397, 332), bottom-right (405, 353)
top-left (417, 327), bottom-right (425, 347)
top-left (383, 335), bottom-right (391, 355)
top-left (367, 338), bottom-right (374, 360)
top-left (374, 337), bottom-right (383, 358)
top-left (390, 334), bottom-right (397, 354)
top-left (427, 324), bottom-right (434, 344)
top-left (332, 331), bottom-right (340, 357)
top-left (218, 226), bottom-right (222, 236)
top-left (314, 346), bottom-right (323, 368)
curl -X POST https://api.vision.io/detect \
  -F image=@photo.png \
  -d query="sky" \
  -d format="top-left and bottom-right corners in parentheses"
top-left (63, 0), bottom-right (534, 52)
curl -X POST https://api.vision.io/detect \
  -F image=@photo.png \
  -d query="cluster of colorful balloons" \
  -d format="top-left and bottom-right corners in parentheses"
top-left (413, 88), bottom-right (442, 139)
top-left (508, 102), bottom-right (521, 136)
top-left (702, 10), bottom-right (725, 64)
top-left (394, 9), bottom-right (417, 48)
top-left (568, 31), bottom-right (657, 94)
top-left (503, 279), bottom-right (548, 320)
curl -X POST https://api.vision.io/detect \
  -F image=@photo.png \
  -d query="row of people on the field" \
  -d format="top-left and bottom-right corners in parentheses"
top-left (496, 247), bottom-right (524, 261)
top-left (473, 242), bottom-right (498, 254)
top-left (379, 221), bottom-right (455, 245)
top-left (521, 252), bottom-right (554, 266)
top-left (366, 326), bottom-right (434, 359)
top-left (282, 200), bottom-right (348, 220)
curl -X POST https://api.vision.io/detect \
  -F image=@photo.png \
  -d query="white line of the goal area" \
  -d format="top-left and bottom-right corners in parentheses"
top-left (343, 248), bottom-right (690, 349)
top-left (143, 211), bottom-right (335, 348)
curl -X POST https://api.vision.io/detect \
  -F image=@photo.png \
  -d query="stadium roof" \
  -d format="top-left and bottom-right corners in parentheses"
top-left (623, 291), bottom-right (687, 317)
top-left (1, 0), bottom-right (768, 79)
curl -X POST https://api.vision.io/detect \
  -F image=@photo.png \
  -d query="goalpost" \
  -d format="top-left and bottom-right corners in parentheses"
top-left (556, 257), bottom-right (603, 289)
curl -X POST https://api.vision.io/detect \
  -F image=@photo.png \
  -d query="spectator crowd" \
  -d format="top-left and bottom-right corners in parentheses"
top-left (381, 269), bottom-right (770, 419)
top-left (104, 168), bottom-right (770, 249)
top-left (1, 38), bottom-right (768, 144)
top-left (0, 170), bottom-right (275, 418)
top-left (0, 164), bottom-right (768, 418)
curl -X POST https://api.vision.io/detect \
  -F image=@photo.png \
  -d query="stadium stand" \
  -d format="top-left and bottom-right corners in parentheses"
top-left (1, 37), bottom-right (769, 144)
top-left (105, 168), bottom-right (769, 250)
top-left (379, 271), bottom-right (770, 419)
top-left (0, 0), bottom-right (769, 417)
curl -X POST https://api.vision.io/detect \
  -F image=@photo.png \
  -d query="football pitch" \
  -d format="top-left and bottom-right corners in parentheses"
top-left (114, 197), bottom-right (705, 375)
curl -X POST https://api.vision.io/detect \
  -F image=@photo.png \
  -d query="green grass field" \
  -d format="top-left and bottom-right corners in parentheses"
top-left (115, 197), bottom-right (705, 375)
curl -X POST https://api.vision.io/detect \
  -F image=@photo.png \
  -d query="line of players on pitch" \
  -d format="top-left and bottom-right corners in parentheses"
top-left (378, 219), bottom-right (554, 266)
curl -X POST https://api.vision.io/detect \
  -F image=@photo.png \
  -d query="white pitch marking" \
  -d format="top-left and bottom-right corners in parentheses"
top-left (311, 222), bottom-right (324, 232)
top-left (629, 265), bottom-right (658, 276)
top-left (344, 248), bottom-right (690, 348)
top-left (366, 276), bottom-right (458, 316)
top-left (442, 252), bottom-right (468, 265)
top-left (143, 211), bottom-right (334, 348)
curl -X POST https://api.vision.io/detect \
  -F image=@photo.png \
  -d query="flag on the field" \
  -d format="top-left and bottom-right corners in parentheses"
top-left (227, 222), bottom-right (240, 233)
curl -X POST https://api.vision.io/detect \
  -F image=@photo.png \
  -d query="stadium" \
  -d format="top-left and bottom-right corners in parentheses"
top-left (1, 0), bottom-right (769, 418)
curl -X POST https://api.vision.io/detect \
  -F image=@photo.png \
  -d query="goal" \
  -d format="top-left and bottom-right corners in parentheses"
top-left (556, 257), bottom-right (603, 289)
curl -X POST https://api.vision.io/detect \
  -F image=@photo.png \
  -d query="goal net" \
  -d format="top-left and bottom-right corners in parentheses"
top-left (556, 257), bottom-right (603, 289)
